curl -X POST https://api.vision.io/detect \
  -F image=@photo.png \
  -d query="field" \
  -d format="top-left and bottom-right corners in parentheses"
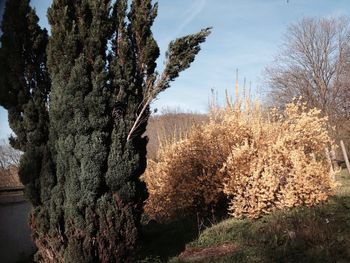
top-left (137, 169), bottom-right (350, 263)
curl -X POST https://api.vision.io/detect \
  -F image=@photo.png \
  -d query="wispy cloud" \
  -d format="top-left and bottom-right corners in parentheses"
top-left (165, 0), bottom-right (207, 43)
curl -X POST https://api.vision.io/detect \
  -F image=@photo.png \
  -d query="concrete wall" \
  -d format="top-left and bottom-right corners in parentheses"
top-left (0, 196), bottom-right (35, 263)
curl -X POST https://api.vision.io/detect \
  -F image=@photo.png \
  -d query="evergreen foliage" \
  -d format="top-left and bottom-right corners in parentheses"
top-left (0, 0), bottom-right (51, 205)
top-left (0, 0), bottom-right (211, 262)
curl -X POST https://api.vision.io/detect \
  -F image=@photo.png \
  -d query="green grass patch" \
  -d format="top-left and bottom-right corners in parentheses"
top-left (138, 169), bottom-right (350, 262)
top-left (170, 169), bottom-right (350, 262)
top-left (338, 168), bottom-right (350, 196)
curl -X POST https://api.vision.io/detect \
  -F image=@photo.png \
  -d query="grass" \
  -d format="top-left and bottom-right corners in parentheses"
top-left (138, 169), bottom-right (350, 262)
top-left (338, 168), bottom-right (350, 196)
top-left (136, 217), bottom-right (200, 262)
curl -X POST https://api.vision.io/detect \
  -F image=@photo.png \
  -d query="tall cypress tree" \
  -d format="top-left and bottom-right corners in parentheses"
top-left (0, 0), bottom-right (52, 205)
top-left (0, 0), bottom-right (211, 262)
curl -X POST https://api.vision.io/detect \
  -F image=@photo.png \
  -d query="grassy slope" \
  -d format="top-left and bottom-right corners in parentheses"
top-left (171, 169), bottom-right (350, 263)
top-left (138, 169), bottom-right (350, 262)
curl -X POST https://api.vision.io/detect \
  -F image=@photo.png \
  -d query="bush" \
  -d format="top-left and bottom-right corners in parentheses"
top-left (143, 125), bottom-right (226, 221)
top-left (143, 100), bottom-right (337, 220)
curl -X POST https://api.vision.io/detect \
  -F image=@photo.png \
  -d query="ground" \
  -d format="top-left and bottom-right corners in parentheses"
top-left (3, 169), bottom-right (349, 262)
top-left (138, 169), bottom-right (350, 263)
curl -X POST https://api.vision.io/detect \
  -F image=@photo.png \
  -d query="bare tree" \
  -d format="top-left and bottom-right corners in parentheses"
top-left (265, 16), bottom-right (350, 120)
top-left (0, 140), bottom-right (22, 189)
top-left (0, 139), bottom-right (21, 170)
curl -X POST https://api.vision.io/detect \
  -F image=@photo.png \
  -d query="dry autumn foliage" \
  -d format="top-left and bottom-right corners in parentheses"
top-left (143, 98), bottom-right (337, 220)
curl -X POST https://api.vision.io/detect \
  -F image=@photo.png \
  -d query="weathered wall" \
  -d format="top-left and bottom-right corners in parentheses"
top-left (0, 197), bottom-right (35, 263)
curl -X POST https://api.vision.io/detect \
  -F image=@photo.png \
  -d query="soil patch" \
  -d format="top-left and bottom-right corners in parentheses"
top-left (178, 242), bottom-right (237, 262)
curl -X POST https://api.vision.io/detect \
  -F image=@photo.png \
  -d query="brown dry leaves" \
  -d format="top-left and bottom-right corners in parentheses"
top-left (143, 100), bottom-right (337, 220)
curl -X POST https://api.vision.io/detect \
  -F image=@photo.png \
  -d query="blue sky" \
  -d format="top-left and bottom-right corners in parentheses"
top-left (1, 0), bottom-right (350, 140)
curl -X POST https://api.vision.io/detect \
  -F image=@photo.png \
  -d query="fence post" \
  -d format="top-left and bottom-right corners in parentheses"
top-left (340, 140), bottom-right (350, 175)
top-left (325, 147), bottom-right (335, 180)
top-left (325, 148), bottom-right (333, 171)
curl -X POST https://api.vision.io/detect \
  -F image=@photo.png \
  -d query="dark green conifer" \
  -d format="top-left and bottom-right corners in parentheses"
top-left (0, 0), bottom-right (52, 205)
top-left (0, 0), bottom-right (211, 261)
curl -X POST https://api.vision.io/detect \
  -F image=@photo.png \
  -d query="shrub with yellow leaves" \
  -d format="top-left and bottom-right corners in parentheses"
top-left (222, 101), bottom-right (337, 218)
top-left (142, 124), bottom-right (227, 221)
top-left (143, 99), bottom-right (337, 221)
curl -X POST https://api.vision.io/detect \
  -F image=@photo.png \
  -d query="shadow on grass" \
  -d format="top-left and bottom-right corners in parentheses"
top-left (15, 252), bottom-right (35, 263)
top-left (165, 170), bottom-right (350, 262)
top-left (254, 195), bottom-right (350, 263)
top-left (136, 217), bottom-right (200, 262)
top-left (174, 194), bottom-right (350, 263)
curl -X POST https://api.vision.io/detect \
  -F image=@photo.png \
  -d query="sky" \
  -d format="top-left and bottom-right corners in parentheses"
top-left (1, 0), bottom-right (350, 140)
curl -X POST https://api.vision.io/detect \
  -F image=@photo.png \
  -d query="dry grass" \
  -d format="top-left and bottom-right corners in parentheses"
top-left (177, 242), bottom-right (237, 262)
top-left (146, 110), bottom-right (208, 161)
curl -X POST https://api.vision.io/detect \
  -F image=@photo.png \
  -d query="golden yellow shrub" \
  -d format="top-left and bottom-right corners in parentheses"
top-left (143, 125), bottom-right (227, 221)
top-left (143, 100), bottom-right (337, 220)
top-left (223, 101), bottom-right (336, 218)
